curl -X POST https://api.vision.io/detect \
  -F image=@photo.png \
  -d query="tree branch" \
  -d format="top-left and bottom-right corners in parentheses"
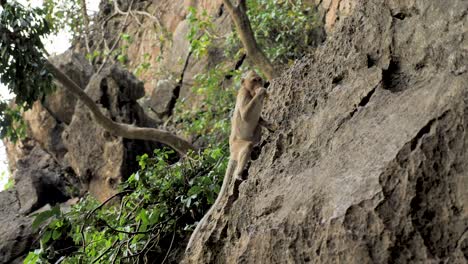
top-left (112, 0), bottom-right (162, 29)
top-left (45, 61), bottom-right (194, 156)
top-left (79, 0), bottom-right (91, 56)
top-left (222, 0), bottom-right (278, 80)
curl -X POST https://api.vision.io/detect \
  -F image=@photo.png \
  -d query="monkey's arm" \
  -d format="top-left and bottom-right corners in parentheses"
top-left (238, 88), bottom-right (266, 121)
top-left (259, 117), bottom-right (277, 132)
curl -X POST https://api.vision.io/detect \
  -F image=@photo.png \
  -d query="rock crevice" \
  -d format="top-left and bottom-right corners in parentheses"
top-left (183, 0), bottom-right (468, 263)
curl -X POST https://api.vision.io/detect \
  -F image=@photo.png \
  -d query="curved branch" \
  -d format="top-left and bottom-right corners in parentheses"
top-left (45, 61), bottom-right (194, 156)
top-left (222, 0), bottom-right (278, 80)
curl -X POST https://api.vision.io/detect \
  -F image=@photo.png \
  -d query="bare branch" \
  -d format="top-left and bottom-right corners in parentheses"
top-left (45, 61), bottom-right (194, 155)
top-left (161, 227), bottom-right (176, 264)
top-left (79, 0), bottom-right (91, 56)
top-left (97, 0), bottom-right (133, 74)
top-left (222, 0), bottom-right (278, 80)
top-left (112, 0), bottom-right (162, 29)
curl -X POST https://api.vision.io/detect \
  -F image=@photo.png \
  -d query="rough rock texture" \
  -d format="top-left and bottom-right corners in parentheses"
top-left (86, 0), bottom-right (231, 117)
top-left (1, 145), bottom-right (77, 263)
top-left (46, 51), bottom-right (94, 125)
top-left (0, 190), bottom-right (33, 264)
top-left (184, 0), bottom-right (468, 263)
top-left (63, 65), bottom-right (159, 201)
top-left (7, 51), bottom-right (94, 169)
top-left (148, 79), bottom-right (179, 118)
top-left (14, 146), bottom-right (75, 214)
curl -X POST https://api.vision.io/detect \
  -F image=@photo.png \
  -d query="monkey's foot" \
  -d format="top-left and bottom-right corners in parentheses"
top-left (234, 174), bottom-right (243, 182)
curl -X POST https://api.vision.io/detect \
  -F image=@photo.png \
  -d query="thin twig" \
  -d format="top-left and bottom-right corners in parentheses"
top-left (79, 0), bottom-right (91, 57)
top-left (103, 215), bottom-right (176, 235)
top-left (120, 231), bottom-right (161, 260)
top-left (161, 226), bottom-right (177, 264)
top-left (92, 240), bottom-right (118, 263)
top-left (117, 195), bottom-right (127, 222)
top-left (112, 0), bottom-right (162, 28)
top-left (111, 240), bottom-right (125, 264)
top-left (96, 0), bottom-right (134, 74)
top-left (80, 190), bottom-right (132, 252)
top-left (86, 190), bottom-right (132, 220)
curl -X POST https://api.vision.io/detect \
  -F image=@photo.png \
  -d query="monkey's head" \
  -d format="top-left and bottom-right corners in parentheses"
top-left (242, 70), bottom-right (264, 96)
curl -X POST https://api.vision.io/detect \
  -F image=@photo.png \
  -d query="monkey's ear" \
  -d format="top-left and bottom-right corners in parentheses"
top-left (241, 78), bottom-right (245, 85)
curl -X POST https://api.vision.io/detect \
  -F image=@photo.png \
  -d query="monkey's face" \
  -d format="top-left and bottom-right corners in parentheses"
top-left (242, 71), bottom-right (264, 95)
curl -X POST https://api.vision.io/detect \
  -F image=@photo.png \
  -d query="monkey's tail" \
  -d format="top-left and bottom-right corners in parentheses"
top-left (185, 159), bottom-right (236, 252)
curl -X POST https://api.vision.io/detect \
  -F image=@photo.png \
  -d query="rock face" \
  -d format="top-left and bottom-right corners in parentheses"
top-left (14, 146), bottom-right (75, 214)
top-left (87, 0), bottom-right (232, 117)
top-left (184, 0), bottom-right (468, 263)
top-left (1, 55), bottom-right (161, 262)
top-left (0, 145), bottom-right (75, 263)
top-left (0, 190), bottom-right (34, 264)
top-left (63, 65), bottom-right (159, 201)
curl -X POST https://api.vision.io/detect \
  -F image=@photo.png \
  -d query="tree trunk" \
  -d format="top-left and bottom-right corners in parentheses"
top-left (45, 61), bottom-right (194, 156)
top-left (79, 0), bottom-right (91, 56)
top-left (223, 0), bottom-right (278, 80)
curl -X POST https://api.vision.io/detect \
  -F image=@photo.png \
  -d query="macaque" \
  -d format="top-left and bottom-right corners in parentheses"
top-left (229, 70), bottom-right (266, 180)
top-left (186, 70), bottom-right (267, 252)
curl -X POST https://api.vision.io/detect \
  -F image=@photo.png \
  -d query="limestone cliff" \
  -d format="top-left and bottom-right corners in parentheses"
top-left (183, 0), bottom-right (468, 263)
top-left (1, 0), bottom-right (466, 263)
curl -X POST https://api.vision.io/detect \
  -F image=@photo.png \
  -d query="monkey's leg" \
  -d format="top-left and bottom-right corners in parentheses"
top-left (233, 141), bottom-right (253, 181)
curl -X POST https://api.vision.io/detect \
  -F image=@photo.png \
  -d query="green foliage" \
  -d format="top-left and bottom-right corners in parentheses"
top-left (24, 250), bottom-right (41, 264)
top-left (4, 177), bottom-right (14, 190)
top-left (0, 102), bottom-right (27, 142)
top-left (0, 2), bottom-right (54, 109)
top-left (1, 170), bottom-right (14, 190)
top-left (228, 0), bottom-right (319, 64)
top-left (186, 7), bottom-right (214, 59)
top-left (20, 1), bottom-right (321, 262)
top-left (29, 146), bottom-right (227, 263)
top-left (0, 2), bottom-right (52, 141)
top-left (134, 53), bottom-right (152, 77)
top-left (42, 0), bottom-right (84, 40)
top-left (31, 206), bottom-right (61, 230)
top-left (173, 65), bottom-right (239, 140)
top-left (116, 33), bottom-right (132, 65)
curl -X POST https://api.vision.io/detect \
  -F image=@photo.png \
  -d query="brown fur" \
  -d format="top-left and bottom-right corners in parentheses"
top-left (185, 70), bottom-right (266, 252)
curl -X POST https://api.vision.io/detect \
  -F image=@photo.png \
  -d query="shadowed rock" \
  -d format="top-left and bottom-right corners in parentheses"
top-left (183, 0), bottom-right (468, 263)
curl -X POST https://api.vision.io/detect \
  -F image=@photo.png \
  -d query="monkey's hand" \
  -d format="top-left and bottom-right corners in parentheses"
top-left (255, 87), bottom-right (267, 96)
top-left (259, 117), bottom-right (278, 132)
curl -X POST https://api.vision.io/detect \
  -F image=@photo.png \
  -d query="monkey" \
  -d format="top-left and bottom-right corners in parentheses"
top-left (185, 70), bottom-right (267, 252)
top-left (229, 70), bottom-right (266, 180)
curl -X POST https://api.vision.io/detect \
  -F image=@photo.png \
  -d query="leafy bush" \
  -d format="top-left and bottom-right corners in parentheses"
top-left (24, 1), bottom-right (321, 262)
top-left (25, 146), bottom-right (228, 263)
top-left (42, 0), bottom-right (84, 39)
top-left (227, 0), bottom-right (320, 64)
top-left (0, 102), bottom-right (27, 143)
top-left (173, 64), bottom-right (241, 141)
top-left (0, 2), bottom-right (54, 109)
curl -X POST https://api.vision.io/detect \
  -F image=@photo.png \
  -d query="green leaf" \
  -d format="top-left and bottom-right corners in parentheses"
top-left (52, 229), bottom-right (61, 240)
top-left (23, 251), bottom-right (40, 264)
top-left (41, 230), bottom-right (52, 244)
top-left (138, 209), bottom-right (149, 225)
top-left (31, 210), bottom-right (55, 230)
